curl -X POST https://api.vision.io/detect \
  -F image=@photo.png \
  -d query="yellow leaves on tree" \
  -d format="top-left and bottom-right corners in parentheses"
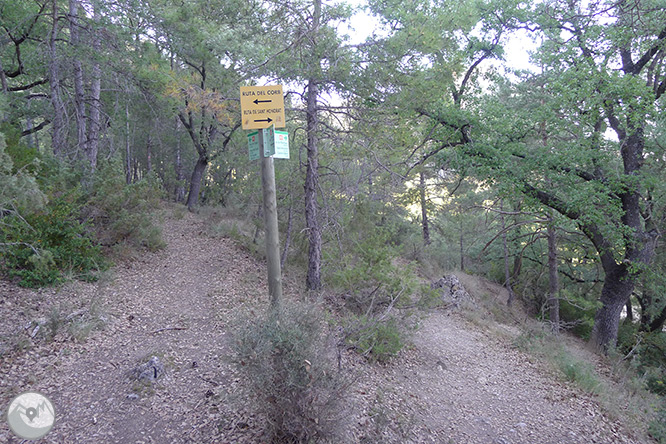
top-left (165, 73), bottom-right (236, 126)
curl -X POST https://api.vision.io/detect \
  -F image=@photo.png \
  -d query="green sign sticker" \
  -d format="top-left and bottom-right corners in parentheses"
top-left (248, 131), bottom-right (259, 160)
top-left (249, 126), bottom-right (289, 160)
top-left (274, 131), bottom-right (289, 159)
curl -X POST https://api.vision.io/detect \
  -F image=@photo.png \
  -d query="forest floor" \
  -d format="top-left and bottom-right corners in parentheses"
top-left (0, 206), bottom-right (655, 443)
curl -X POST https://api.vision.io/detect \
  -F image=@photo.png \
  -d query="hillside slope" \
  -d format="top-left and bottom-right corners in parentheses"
top-left (0, 208), bottom-right (649, 443)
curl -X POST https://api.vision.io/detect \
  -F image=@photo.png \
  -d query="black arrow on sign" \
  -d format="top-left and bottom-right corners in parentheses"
top-left (253, 99), bottom-right (272, 105)
top-left (254, 118), bottom-right (273, 123)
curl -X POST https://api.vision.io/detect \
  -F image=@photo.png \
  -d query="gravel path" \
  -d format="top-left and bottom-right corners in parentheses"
top-left (0, 208), bottom-right (650, 443)
top-left (350, 311), bottom-right (643, 443)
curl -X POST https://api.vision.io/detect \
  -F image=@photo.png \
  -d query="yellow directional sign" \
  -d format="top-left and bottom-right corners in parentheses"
top-left (240, 85), bottom-right (285, 130)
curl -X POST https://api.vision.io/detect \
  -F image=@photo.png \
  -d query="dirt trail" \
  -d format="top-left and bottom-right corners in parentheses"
top-left (0, 210), bottom-right (648, 443)
top-left (353, 312), bottom-right (641, 443)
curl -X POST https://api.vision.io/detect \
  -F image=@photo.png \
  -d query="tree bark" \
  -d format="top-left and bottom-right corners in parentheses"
top-left (305, 78), bottom-right (322, 291)
top-left (590, 263), bottom-right (635, 350)
top-left (419, 171), bottom-right (431, 245)
top-left (146, 135), bottom-right (152, 173)
top-left (500, 201), bottom-right (515, 306)
top-left (48, 0), bottom-right (66, 157)
top-left (125, 101), bottom-right (132, 184)
top-left (174, 127), bottom-right (185, 202)
top-left (186, 155), bottom-right (208, 212)
top-left (0, 57), bottom-right (7, 93)
top-left (69, 0), bottom-right (87, 156)
top-left (86, 1), bottom-right (102, 174)
top-left (304, 0), bottom-right (322, 292)
top-left (547, 212), bottom-right (560, 333)
top-left (459, 218), bottom-right (464, 272)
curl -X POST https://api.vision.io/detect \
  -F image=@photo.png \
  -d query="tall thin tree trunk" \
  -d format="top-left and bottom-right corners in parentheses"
top-left (0, 58), bottom-right (8, 93)
top-left (419, 171), bottom-right (431, 246)
top-left (459, 218), bottom-right (464, 272)
top-left (69, 0), bottom-right (87, 157)
top-left (175, 147), bottom-right (185, 202)
top-left (500, 201), bottom-right (515, 306)
top-left (48, 0), bottom-right (66, 157)
top-left (146, 135), bottom-right (152, 173)
top-left (86, 1), bottom-right (101, 174)
top-left (304, 0), bottom-right (322, 292)
top-left (547, 211), bottom-right (560, 333)
top-left (305, 77), bottom-right (321, 292)
top-left (125, 101), bottom-right (132, 184)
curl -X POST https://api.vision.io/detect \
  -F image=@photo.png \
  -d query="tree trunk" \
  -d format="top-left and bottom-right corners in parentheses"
top-left (459, 218), bottom-right (464, 272)
top-left (125, 101), bottom-right (132, 184)
top-left (500, 201), bottom-right (515, 306)
top-left (48, 0), bottom-right (66, 157)
top-left (304, 0), bottom-right (322, 292)
top-left (590, 264), bottom-right (635, 351)
top-left (547, 212), bottom-right (560, 333)
top-left (86, 2), bottom-right (101, 174)
top-left (186, 155), bottom-right (208, 212)
top-left (305, 77), bottom-right (322, 291)
top-left (419, 171), bottom-right (431, 246)
top-left (69, 0), bottom-right (87, 156)
top-left (146, 135), bottom-right (152, 173)
top-left (174, 141), bottom-right (185, 202)
top-left (0, 57), bottom-right (7, 93)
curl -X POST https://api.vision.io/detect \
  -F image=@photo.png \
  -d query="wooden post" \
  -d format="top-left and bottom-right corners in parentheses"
top-left (259, 129), bottom-right (283, 309)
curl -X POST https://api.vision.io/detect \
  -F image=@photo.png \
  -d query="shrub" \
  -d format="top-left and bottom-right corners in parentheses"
top-left (85, 160), bottom-right (165, 252)
top-left (556, 352), bottom-right (601, 394)
top-left (1, 196), bottom-right (106, 287)
top-left (233, 301), bottom-right (351, 443)
top-left (649, 404), bottom-right (666, 444)
top-left (329, 228), bottom-right (420, 315)
top-left (349, 316), bottom-right (405, 363)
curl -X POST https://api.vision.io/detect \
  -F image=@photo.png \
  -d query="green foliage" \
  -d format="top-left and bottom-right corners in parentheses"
top-left (0, 123), bottom-right (39, 174)
top-left (649, 404), bottom-right (666, 444)
top-left (349, 316), bottom-right (404, 363)
top-left (232, 302), bottom-right (350, 443)
top-left (1, 195), bottom-right (106, 287)
top-left (0, 132), bottom-right (46, 212)
top-left (86, 160), bottom-right (165, 253)
top-left (330, 226), bottom-right (421, 314)
top-left (556, 352), bottom-right (602, 394)
top-left (558, 290), bottom-right (599, 340)
top-left (616, 324), bottom-right (666, 396)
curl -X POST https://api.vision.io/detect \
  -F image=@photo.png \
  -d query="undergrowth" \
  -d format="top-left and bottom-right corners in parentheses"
top-left (513, 326), bottom-right (661, 442)
top-left (232, 301), bottom-right (352, 443)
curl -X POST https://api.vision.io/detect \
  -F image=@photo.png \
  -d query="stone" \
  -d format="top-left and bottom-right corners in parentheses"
top-left (129, 356), bottom-right (164, 383)
top-left (430, 275), bottom-right (473, 307)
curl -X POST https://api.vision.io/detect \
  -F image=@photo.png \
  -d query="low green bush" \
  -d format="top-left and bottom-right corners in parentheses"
top-left (1, 196), bottom-right (106, 287)
top-left (350, 316), bottom-right (405, 363)
top-left (556, 352), bottom-right (601, 394)
top-left (85, 160), bottom-right (165, 252)
top-left (649, 404), bottom-right (666, 443)
top-left (233, 302), bottom-right (351, 443)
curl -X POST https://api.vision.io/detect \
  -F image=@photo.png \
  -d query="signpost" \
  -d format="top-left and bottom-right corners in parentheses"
top-left (240, 85), bottom-right (286, 130)
top-left (241, 85), bottom-right (288, 308)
